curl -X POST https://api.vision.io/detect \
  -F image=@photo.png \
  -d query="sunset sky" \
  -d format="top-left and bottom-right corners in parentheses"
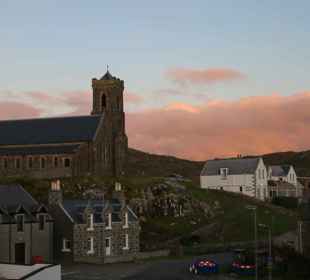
top-left (1, 1), bottom-right (310, 160)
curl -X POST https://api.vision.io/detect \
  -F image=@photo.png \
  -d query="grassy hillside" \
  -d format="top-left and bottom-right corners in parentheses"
top-left (126, 148), bottom-right (310, 179)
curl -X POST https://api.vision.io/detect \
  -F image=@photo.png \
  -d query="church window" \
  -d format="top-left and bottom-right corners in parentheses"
top-left (101, 94), bottom-right (106, 109)
top-left (38, 214), bottom-right (45, 231)
top-left (28, 157), bottom-right (33, 169)
top-left (64, 158), bottom-right (71, 168)
top-left (54, 157), bottom-right (58, 168)
top-left (15, 158), bottom-right (21, 169)
top-left (40, 157), bottom-right (46, 169)
top-left (3, 157), bottom-right (8, 169)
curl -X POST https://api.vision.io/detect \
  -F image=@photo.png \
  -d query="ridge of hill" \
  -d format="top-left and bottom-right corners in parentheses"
top-left (126, 148), bottom-right (310, 179)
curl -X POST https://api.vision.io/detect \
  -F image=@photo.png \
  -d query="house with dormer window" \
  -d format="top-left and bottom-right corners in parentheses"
top-left (200, 157), bottom-right (268, 200)
top-left (48, 180), bottom-right (140, 264)
top-left (0, 184), bottom-right (54, 264)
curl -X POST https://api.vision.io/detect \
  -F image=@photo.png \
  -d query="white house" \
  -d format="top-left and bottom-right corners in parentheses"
top-left (200, 157), bottom-right (268, 200)
top-left (268, 165), bottom-right (304, 198)
top-left (268, 165), bottom-right (297, 186)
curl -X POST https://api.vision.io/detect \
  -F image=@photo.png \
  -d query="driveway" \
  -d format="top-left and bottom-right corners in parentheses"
top-left (62, 252), bottom-right (234, 280)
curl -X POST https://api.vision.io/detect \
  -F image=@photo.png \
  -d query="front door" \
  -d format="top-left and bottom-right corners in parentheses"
top-left (105, 238), bottom-right (111, 256)
top-left (15, 243), bottom-right (25, 264)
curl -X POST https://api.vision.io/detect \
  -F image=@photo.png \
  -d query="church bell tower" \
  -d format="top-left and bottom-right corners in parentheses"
top-left (91, 69), bottom-right (128, 177)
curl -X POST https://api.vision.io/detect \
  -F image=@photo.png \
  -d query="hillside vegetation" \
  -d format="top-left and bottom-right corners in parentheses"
top-left (126, 148), bottom-right (310, 179)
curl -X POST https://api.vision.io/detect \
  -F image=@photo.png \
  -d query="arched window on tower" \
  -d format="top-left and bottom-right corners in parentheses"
top-left (101, 94), bottom-right (106, 109)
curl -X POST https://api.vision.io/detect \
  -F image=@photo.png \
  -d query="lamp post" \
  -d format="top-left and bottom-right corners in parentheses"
top-left (246, 205), bottom-right (258, 280)
top-left (259, 223), bottom-right (272, 280)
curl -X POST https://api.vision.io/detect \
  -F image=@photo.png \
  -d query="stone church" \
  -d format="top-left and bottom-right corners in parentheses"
top-left (0, 71), bottom-right (128, 178)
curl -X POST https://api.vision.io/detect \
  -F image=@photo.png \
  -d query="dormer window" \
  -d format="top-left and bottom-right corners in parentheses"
top-left (64, 158), bottom-right (71, 168)
top-left (87, 213), bottom-right (94, 231)
top-left (16, 214), bottom-right (24, 232)
top-left (220, 168), bottom-right (229, 179)
top-left (123, 212), bottom-right (128, 229)
top-left (105, 213), bottom-right (112, 229)
top-left (40, 157), bottom-right (46, 169)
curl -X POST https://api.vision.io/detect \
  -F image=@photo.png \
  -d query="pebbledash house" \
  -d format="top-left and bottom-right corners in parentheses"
top-left (0, 71), bottom-right (128, 179)
top-left (48, 180), bottom-right (140, 264)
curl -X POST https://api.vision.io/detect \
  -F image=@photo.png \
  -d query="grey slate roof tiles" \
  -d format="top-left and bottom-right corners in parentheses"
top-left (0, 115), bottom-right (102, 146)
top-left (201, 157), bottom-right (260, 176)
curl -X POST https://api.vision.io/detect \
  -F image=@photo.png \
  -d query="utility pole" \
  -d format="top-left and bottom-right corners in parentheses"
top-left (246, 205), bottom-right (258, 280)
top-left (259, 223), bottom-right (272, 280)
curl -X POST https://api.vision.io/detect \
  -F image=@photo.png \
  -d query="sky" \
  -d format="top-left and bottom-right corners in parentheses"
top-left (1, 1), bottom-right (310, 160)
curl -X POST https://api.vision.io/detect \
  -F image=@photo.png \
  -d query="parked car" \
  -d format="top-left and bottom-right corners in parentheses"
top-left (231, 249), bottom-right (256, 276)
top-left (189, 258), bottom-right (219, 275)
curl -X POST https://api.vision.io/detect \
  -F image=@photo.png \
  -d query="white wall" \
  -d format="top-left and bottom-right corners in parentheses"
top-left (0, 263), bottom-right (61, 280)
top-left (200, 158), bottom-right (268, 200)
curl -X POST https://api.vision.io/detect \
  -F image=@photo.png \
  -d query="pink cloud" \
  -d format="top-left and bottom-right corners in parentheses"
top-left (124, 91), bottom-right (144, 104)
top-left (126, 92), bottom-right (310, 160)
top-left (0, 102), bottom-right (42, 120)
top-left (166, 67), bottom-right (245, 85)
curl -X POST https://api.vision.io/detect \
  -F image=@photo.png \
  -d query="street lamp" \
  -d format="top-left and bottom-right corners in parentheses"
top-left (259, 223), bottom-right (272, 280)
top-left (246, 205), bottom-right (258, 280)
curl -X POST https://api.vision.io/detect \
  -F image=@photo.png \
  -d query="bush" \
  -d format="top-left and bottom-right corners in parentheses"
top-left (272, 196), bottom-right (298, 209)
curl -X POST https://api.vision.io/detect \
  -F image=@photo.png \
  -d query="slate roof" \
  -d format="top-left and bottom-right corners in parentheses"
top-left (62, 199), bottom-right (137, 224)
top-left (0, 115), bottom-right (102, 146)
top-left (0, 184), bottom-right (38, 209)
top-left (269, 165), bottom-right (291, 177)
top-left (0, 185), bottom-right (51, 223)
top-left (0, 144), bottom-right (81, 156)
top-left (100, 70), bottom-right (119, 81)
top-left (201, 157), bottom-right (261, 176)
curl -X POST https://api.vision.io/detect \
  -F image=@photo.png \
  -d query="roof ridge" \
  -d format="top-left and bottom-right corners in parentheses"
top-left (0, 114), bottom-right (99, 123)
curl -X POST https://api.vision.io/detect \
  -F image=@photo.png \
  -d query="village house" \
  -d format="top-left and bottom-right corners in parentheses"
top-left (0, 184), bottom-right (54, 264)
top-left (268, 165), bottom-right (304, 198)
top-left (0, 70), bottom-right (128, 179)
top-left (48, 180), bottom-right (140, 264)
top-left (200, 157), bottom-right (268, 200)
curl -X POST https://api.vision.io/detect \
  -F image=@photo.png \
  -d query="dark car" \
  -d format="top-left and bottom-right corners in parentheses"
top-left (189, 258), bottom-right (219, 275)
top-left (231, 249), bottom-right (256, 276)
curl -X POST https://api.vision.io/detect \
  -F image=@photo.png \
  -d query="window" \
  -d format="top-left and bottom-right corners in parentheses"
top-left (64, 158), bottom-right (71, 168)
top-left (62, 238), bottom-right (71, 252)
top-left (87, 213), bottom-right (94, 231)
top-left (28, 157), bottom-right (33, 169)
top-left (87, 237), bottom-right (94, 254)
top-left (40, 157), bottom-right (46, 169)
top-left (220, 168), bottom-right (228, 179)
top-left (105, 213), bottom-right (112, 229)
top-left (123, 234), bottom-right (129, 250)
top-left (54, 157), bottom-right (58, 168)
top-left (123, 212), bottom-right (128, 229)
top-left (4, 157), bottom-right (8, 169)
top-left (16, 214), bottom-right (24, 232)
top-left (240, 186), bottom-right (243, 192)
top-left (38, 214), bottom-right (45, 231)
top-left (101, 94), bottom-right (106, 108)
top-left (15, 158), bottom-right (21, 169)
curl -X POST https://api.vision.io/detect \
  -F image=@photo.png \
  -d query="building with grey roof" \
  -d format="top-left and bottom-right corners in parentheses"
top-left (0, 71), bottom-right (128, 179)
top-left (0, 184), bottom-right (53, 264)
top-left (200, 157), bottom-right (268, 200)
top-left (48, 180), bottom-right (140, 264)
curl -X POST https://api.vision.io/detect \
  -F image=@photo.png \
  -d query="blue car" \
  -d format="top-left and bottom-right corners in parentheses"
top-left (189, 258), bottom-right (219, 275)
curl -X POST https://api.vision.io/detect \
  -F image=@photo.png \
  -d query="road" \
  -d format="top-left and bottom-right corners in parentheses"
top-left (62, 252), bottom-right (234, 280)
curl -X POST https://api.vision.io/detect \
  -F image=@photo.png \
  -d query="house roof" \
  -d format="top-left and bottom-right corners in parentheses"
top-left (201, 157), bottom-right (261, 176)
top-left (269, 165), bottom-right (291, 177)
top-left (0, 115), bottom-right (102, 146)
top-left (62, 199), bottom-right (137, 224)
top-left (0, 184), bottom-right (38, 209)
top-left (0, 144), bottom-right (81, 156)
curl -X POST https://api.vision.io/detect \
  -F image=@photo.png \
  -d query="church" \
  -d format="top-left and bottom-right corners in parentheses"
top-left (0, 71), bottom-right (128, 179)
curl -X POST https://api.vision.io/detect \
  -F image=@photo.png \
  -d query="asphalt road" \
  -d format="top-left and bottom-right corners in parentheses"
top-left (62, 252), bottom-right (234, 280)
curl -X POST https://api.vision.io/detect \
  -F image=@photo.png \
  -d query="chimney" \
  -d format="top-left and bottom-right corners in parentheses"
top-left (112, 182), bottom-right (125, 207)
top-left (48, 179), bottom-right (63, 206)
